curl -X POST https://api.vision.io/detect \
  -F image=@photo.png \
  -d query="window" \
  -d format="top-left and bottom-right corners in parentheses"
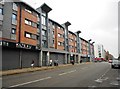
top-left (25, 32), bottom-right (31, 38)
top-left (25, 19), bottom-right (31, 25)
top-left (31, 34), bottom-right (37, 40)
top-left (11, 28), bottom-right (16, 34)
top-left (42, 40), bottom-right (47, 47)
top-left (58, 42), bottom-right (60, 46)
top-left (52, 31), bottom-right (54, 35)
top-left (58, 26), bottom-right (60, 29)
top-left (42, 30), bottom-right (46, 36)
top-left (0, 8), bottom-right (3, 15)
top-left (41, 15), bottom-right (46, 25)
top-left (58, 42), bottom-right (64, 46)
top-left (32, 22), bottom-right (37, 28)
top-left (13, 3), bottom-right (18, 11)
top-left (53, 40), bottom-right (54, 44)
top-left (12, 14), bottom-right (17, 20)
top-left (58, 34), bottom-right (61, 37)
top-left (58, 33), bottom-right (63, 38)
top-left (25, 8), bottom-right (32, 13)
top-left (70, 39), bottom-right (73, 42)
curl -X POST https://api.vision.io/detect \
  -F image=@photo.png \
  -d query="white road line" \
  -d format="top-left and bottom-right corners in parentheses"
top-left (95, 68), bottom-right (110, 83)
top-left (99, 68), bottom-right (110, 79)
top-left (9, 77), bottom-right (52, 88)
top-left (59, 70), bottom-right (76, 76)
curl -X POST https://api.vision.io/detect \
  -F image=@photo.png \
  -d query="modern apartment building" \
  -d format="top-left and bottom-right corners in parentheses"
top-left (80, 37), bottom-right (89, 62)
top-left (1, 1), bottom-right (42, 70)
top-left (1, 0), bottom-right (95, 70)
top-left (94, 44), bottom-right (105, 60)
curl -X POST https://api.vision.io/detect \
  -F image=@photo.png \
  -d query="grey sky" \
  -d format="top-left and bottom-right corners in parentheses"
top-left (23, 0), bottom-right (118, 58)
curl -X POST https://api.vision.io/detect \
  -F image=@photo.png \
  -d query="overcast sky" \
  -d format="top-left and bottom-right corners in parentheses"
top-left (23, 0), bottom-right (118, 58)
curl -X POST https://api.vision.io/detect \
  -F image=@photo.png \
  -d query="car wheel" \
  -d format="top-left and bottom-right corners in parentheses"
top-left (111, 65), bottom-right (114, 68)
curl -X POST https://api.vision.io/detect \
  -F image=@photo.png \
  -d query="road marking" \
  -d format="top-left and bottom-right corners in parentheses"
top-left (110, 81), bottom-right (119, 86)
top-left (99, 68), bottom-right (110, 79)
top-left (59, 70), bottom-right (76, 76)
top-left (95, 79), bottom-right (103, 83)
top-left (9, 77), bottom-right (52, 88)
top-left (95, 68), bottom-right (110, 83)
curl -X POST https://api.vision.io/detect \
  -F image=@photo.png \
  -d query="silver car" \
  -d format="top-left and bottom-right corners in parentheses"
top-left (111, 59), bottom-right (120, 68)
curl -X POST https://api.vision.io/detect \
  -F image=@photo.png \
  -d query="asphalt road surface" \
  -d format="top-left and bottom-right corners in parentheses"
top-left (2, 62), bottom-right (120, 88)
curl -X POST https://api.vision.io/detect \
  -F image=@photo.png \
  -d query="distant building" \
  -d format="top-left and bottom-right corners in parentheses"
top-left (94, 44), bottom-right (105, 61)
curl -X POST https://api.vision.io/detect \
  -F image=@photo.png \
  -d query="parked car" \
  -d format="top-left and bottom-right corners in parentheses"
top-left (108, 59), bottom-right (112, 63)
top-left (111, 59), bottom-right (120, 68)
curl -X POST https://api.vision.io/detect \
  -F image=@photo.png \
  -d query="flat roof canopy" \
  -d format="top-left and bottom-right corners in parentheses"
top-left (65, 21), bottom-right (71, 26)
top-left (40, 3), bottom-right (52, 13)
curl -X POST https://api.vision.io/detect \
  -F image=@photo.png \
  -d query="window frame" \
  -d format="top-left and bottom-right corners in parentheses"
top-left (12, 13), bottom-right (17, 20)
top-left (11, 28), bottom-right (16, 34)
top-left (0, 8), bottom-right (3, 15)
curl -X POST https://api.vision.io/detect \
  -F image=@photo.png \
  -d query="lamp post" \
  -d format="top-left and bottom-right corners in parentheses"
top-left (91, 42), bottom-right (95, 62)
top-left (76, 30), bottom-right (81, 63)
top-left (88, 39), bottom-right (92, 62)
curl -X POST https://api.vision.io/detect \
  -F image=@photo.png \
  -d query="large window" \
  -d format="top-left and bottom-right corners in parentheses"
top-left (0, 8), bottom-right (3, 15)
top-left (25, 19), bottom-right (37, 28)
top-left (25, 32), bottom-right (37, 40)
top-left (13, 3), bottom-right (18, 11)
top-left (41, 15), bottom-right (46, 25)
top-left (12, 14), bottom-right (17, 20)
top-left (25, 19), bottom-right (32, 25)
top-left (25, 32), bottom-right (31, 38)
top-left (25, 8), bottom-right (32, 14)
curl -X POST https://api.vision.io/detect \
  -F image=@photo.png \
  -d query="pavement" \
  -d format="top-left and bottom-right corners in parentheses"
top-left (0, 63), bottom-right (90, 76)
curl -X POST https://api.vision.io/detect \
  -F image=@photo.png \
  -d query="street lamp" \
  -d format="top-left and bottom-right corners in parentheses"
top-left (88, 39), bottom-right (92, 62)
top-left (88, 39), bottom-right (92, 42)
top-left (91, 42), bottom-right (95, 62)
top-left (92, 42), bottom-right (95, 45)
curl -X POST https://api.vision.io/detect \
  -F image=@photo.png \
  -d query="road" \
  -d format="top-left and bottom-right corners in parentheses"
top-left (2, 62), bottom-right (120, 88)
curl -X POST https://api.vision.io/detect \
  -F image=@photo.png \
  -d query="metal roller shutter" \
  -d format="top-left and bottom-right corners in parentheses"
top-left (2, 47), bottom-right (20, 70)
top-left (21, 49), bottom-right (39, 68)
top-left (42, 52), bottom-right (47, 66)
top-left (50, 53), bottom-right (64, 65)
